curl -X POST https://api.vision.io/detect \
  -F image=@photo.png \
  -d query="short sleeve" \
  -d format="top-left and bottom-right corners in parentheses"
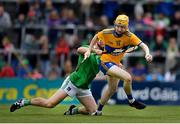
top-left (97, 31), bottom-right (105, 42)
top-left (130, 33), bottom-right (142, 46)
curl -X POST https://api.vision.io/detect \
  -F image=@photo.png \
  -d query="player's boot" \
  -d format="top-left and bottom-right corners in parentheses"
top-left (129, 100), bottom-right (146, 109)
top-left (10, 99), bottom-right (24, 112)
top-left (91, 110), bottom-right (102, 116)
top-left (64, 105), bottom-right (77, 115)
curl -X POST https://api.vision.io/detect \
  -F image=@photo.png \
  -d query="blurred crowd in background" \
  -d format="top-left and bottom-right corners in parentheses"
top-left (0, 0), bottom-right (179, 82)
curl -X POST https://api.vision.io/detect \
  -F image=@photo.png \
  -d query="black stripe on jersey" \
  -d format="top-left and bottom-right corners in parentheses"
top-left (137, 41), bottom-right (143, 46)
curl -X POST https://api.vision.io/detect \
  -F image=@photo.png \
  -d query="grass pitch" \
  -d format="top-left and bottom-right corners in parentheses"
top-left (0, 104), bottom-right (180, 123)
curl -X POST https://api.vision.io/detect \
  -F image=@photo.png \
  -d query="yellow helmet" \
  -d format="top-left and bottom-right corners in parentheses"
top-left (114, 14), bottom-right (129, 28)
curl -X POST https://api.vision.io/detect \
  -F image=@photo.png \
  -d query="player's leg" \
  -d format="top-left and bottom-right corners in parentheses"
top-left (96, 76), bottom-right (119, 114)
top-left (107, 65), bottom-right (146, 109)
top-left (100, 62), bottom-right (132, 95)
top-left (10, 76), bottom-right (74, 112)
top-left (31, 89), bottom-right (68, 108)
top-left (10, 90), bottom-right (68, 112)
top-left (77, 95), bottom-right (97, 115)
top-left (107, 65), bottom-right (134, 99)
top-left (10, 88), bottom-right (68, 112)
top-left (31, 75), bottom-right (77, 108)
top-left (100, 76), bottom-right (119, 105)
top-left (64, 89), bottom-right (97, 115)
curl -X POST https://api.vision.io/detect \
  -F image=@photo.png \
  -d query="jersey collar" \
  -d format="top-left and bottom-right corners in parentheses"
top-left (113, 30), bottom-right (123, 38)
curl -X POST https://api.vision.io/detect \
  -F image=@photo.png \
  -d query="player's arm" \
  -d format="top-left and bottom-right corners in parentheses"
top-left (77, 45), bottom-right (102, 55)
top-left (139, 42), bottom-right (153, 62)
top-left (130, 33), bottom-right (153, 62)
top-left (139, 42), bottom-right (150, 55)
top-left (84, 34), bottom-right (99, 59)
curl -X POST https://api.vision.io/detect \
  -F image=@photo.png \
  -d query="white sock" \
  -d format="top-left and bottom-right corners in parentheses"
top-left (129, 98), bottom-right (135, 103)
top-left (17, 99), bottom-right (24, 107)
top-left (90, 111), bottom-right (97, 115)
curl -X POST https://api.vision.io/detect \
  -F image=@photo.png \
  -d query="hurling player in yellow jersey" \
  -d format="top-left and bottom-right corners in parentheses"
top-left (85, 14), bottom-right (153, 115)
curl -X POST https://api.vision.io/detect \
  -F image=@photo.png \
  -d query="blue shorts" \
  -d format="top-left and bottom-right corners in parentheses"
top-left (99, 61), bottom-right (117, 75)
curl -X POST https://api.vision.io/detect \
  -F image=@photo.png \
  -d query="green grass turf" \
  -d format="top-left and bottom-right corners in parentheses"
top-left (0, 104), bottom-right (180, 123)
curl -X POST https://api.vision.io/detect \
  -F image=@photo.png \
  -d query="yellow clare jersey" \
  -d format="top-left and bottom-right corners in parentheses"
top-left (97, 28), bottom-right (142, 64)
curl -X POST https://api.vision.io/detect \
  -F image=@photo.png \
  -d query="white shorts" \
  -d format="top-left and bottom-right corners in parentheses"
top-left (60, 76), bottom-right (92, 98)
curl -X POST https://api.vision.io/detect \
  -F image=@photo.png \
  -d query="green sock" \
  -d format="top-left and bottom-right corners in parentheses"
top-left (72, 107), bottom-right (79, 114)
top-left (23, 99), bottom-right (31, 106)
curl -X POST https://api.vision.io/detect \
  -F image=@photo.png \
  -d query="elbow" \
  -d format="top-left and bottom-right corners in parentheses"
top-left (77, 47), bottom-right (82, 53)
top-left (140, 42), bottom-right (148, 49)
top-left (140, 43), bottom-right (150, 52)
top-left (77, 47), bottom-right (87, 54)
top-left (77, 47), bottom-right (83, 53)
top-left (139, 42), bottom-right (145, 47)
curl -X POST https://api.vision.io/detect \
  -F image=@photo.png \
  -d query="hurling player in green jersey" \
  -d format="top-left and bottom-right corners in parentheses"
top-left (10, 45), bottom-right (102, 115)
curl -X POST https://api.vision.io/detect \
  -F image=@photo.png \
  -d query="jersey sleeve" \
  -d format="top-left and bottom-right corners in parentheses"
top-left (97, 31), bottom-right (105, 43)
top-left (77, 54), bottom-right (84, 65)
top-left (82, 45), bottom-right (89, 48)
top-left (130, 33), bottom-right (142, 46)
top-left (77, 45), bottom-right (89, 64)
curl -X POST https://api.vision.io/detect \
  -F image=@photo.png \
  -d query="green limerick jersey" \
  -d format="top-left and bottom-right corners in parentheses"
top-left (69, 53), bottom-right (100, 89)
